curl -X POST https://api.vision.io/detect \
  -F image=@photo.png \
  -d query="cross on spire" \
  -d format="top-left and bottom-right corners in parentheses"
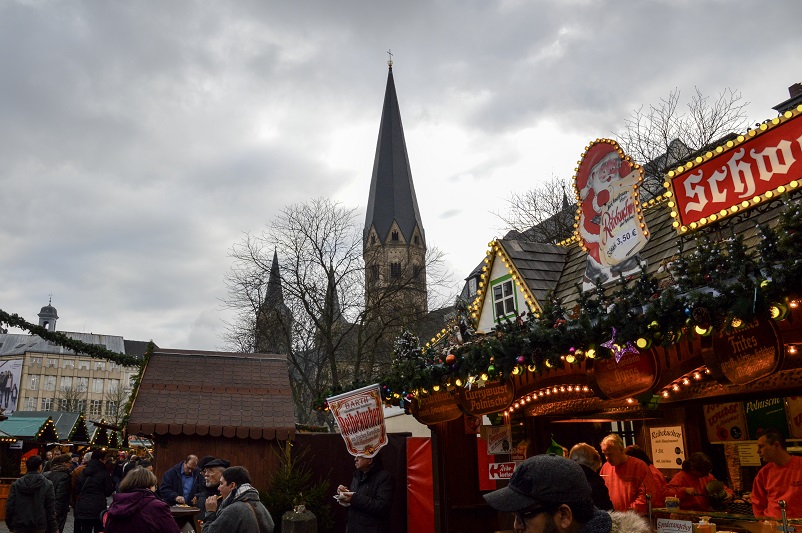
top-left (387, 49), bottom-right (393, 68)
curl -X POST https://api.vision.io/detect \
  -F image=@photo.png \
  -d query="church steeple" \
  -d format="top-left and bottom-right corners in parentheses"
top-left (255, 250), bottom-right (292, 354)
top-left (363, 61), bottom-right (427, 315)
top-left (364, 62), bottom-right (425, 247)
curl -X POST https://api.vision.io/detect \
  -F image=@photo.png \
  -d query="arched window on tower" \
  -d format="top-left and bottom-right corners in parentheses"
top-left (414, 236), bottom-right (419, 245)
top-left (369, 264), bottom-right (379, 282)
top-left (391, 230), bottom-right (399, 241)
top-left (390, 262), bottom-right (401, 279)
top-left (370, 235), bottom-right (376, 245)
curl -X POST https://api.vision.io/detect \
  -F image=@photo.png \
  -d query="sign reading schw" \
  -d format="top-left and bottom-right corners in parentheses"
top-left (669, 107), bottom-right (802, 231)
top-left (327, 384), bottom-right (387, 458)
top-left (704, 318), bottom-right (782, 385)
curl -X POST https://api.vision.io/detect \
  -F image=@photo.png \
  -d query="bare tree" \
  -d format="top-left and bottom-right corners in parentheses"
top-left (103, 383), bottom-right (132, 426)
top-left (57, 384), bottom-right (87, 413)
top-left (493, 176), bottom-right (575, 244)
top-left (222, 197), bottom-right (452, 424)
top-left (615, 87), bottom-right (750, 198)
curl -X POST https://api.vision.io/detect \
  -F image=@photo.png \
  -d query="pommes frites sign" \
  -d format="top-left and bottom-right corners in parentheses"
top-left (327, 384), bottom-right (388, 458)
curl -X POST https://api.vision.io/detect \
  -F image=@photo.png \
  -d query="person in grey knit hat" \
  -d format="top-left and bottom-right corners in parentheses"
top-left (483, 454), bottom-right (650, 533)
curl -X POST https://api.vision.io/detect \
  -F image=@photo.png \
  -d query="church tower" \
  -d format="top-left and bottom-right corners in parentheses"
top-left (363, 59), bottom-right (427, 316)
top-left (38, 298), bottom-right (59, 331)
top-left (255, 251), bottom-right (293, 354)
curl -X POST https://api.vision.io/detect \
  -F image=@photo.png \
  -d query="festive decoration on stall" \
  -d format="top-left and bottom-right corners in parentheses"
top-left (312, 196), bottom-right (802, 413)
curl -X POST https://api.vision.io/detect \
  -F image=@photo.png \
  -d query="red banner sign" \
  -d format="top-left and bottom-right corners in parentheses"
top-left (669, 109), bottom-right (802, 231)
top-left (590, 349), bottom-right (658, 399)
top-left (488, 461), bottom-right (516, 480)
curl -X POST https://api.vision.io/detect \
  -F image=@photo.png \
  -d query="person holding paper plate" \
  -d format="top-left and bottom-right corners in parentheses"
top-left (336, 454), bottom-right (392, 532)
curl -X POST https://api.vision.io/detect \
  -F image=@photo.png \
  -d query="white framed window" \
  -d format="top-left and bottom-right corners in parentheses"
top-left (107, 379), bottom-right (121, 393)
top-left (29, 356), bottom-right (42, 366)
top-left (60, 376), bottom-right (73, 389)
top-left (44, 376), bottom-right (56, 391)
top-left (63, 359), bottom-right (75, 369)
top-left (89, 400), bottom-right (102, 416)
top-left (41, 397), bottom-right (53, 410)
top-left (78, 360), bottom-right (90, 370)
top-left (492, 277), bottom-right (517, 320)
top-left (92, 378), bottom-right (103, 393)
top-left (127, 374), bottom-right (137, 388)
top-left (106, 400), bottom-right (118, 416)
top-left (47, 358), bottom-right (57, 368)
top-left (110, 362), bottom-right (120, 371)
top-left (76, 399), bottom-right (86, 413)
top-left (95, 361), bottom-right (106, 371)
top-left (76, 377), bottom-right (89, 392)
top-left (28, 375), bottom-right (40, 390)
top-left (24, 397), bottom-right (37, 410)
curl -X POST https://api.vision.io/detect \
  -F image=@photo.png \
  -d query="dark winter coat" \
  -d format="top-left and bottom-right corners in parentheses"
top-left (159, 460), bottom-right (203, 506)
top-left (75, 458), bottom-right (115, 520)
top-left (5, 471), bottom-right (59, 533)
top-left (347, 465), bottom-right (393, 533)
top-left (104, 489), bottom-right (181, 533)
top-left (201, 483), bottom-right (274, 533)
top-left (44, 463), bottom-right (73, 523)
top-left (580, 464), bottom-right (614, 511)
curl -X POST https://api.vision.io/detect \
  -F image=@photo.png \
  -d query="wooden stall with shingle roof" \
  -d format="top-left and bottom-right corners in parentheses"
top-left (126, 349), bottom-right (294, 491)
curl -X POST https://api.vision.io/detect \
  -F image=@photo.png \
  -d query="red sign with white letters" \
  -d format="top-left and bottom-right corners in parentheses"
top-left (488, 461), bottom-right (516, 480)
top-left (670, 109), bottom-right (802, 229)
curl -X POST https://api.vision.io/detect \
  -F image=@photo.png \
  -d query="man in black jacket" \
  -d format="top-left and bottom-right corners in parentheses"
top-left (74, 450), bottom-right (114, 533)
top-left (337, 454), bottom-right (393, 533)
top-left (44, 454), bottom-right (73, 532)
top-left (6, 454), bottom-right (59, 533)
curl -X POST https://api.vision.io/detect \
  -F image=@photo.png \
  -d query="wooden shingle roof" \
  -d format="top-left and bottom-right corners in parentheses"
top-left (127, 349), bottom-right (294, 440)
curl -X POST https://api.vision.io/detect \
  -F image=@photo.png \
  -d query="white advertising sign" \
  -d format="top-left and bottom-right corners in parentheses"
top-left (650, 426), bottom-right (685, 469)
top-left (327, 384), bottom-right (387, 458)
top-left (657, 518), bottom-right (694, 533)
top-left (488, 462), bottom-right (516, 480)
top-left (0, 359), bottom-right (23, 414)
top-left (485, 425), bottom-right (512, 455)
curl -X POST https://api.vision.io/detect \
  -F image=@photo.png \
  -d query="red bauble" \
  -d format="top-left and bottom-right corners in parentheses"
top-left (445, 353), bottom-right (457, 365)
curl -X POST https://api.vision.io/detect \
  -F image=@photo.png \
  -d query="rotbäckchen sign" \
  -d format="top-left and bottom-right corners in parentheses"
top-left (457, 380), bottom-right (515, 416)
top-left (574, 139), bottom-right (650, 291)
top-left (703, 317), bottom-right (782, 386)
top-left (668, 106), bottom-right (802, 233)
top-left (411, 389), bottom-right (462, 425)
top-left (589, 349), bottom-right (657, 400)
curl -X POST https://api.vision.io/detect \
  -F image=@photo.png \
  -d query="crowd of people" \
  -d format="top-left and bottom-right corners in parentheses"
top-left (4, 450), bottom-right (275, 533)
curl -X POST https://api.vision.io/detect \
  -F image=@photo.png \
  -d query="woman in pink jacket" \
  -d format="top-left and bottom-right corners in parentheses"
top-left (104, 467), bottom-right (180, 533)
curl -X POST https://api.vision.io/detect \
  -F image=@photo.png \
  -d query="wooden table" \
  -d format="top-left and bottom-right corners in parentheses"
top-left (171, 505), bottom-right (201, 533)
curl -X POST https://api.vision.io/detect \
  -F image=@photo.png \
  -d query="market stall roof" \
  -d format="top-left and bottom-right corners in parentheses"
top-left (0, 413), bottom-right (58, 441)
top-left (10, 411), bottom-right (89, 442)
top-left (127, 349), bottom-right (295, 440)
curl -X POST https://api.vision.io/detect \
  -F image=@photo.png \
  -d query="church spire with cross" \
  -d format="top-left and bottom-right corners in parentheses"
top-left (363, 57), bottom-right (427, 315)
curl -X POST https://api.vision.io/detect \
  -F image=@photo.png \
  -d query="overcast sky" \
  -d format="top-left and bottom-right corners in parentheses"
top-left (2, 0), bottom-right (801, 350)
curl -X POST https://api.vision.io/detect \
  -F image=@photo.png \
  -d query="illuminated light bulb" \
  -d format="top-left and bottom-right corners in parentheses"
top-left (455, 378), bottom-right (463, 387)
top-left (662, 391), bottom-right (670, 398)
top-left (693, 373), bottom-right (701, 380)
top-left (432, 385), bottom-right (440, 392)
top-left (545, 389), bottom-right (551, 395)
top-left (539, 391), bottom-right (544, 397)
top-left (565, 354), bottom-right (575, 363)
top-left (731, 317), bottom-right (743, 328)
top-left (789, 346), bottom-right (798, 355)
top-left (567, 385), bottom-right (573, 391)
top-left (627, 398), bottom-right (635, 404)
top-left (791, 301), bottom-right (799, 309)
top-left (672, 384), bottom-right (680, 392)
top-left (544, 360), bottom-right (552, 368)
top-left (586, 348), bottom-right (596, 359)
top-left (682, 378), bottom-right (690, 386)
top-left (560, 386), bottom-right (565, 392)
top-left (527, 364), bottom-right (537, 372)
top-left (511, 366), bottom-right (521, 375)
top-left (480, 373), bottom-right (489, 381)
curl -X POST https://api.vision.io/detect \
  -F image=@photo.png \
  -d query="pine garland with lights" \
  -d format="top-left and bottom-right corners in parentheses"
top-left (314, 200), bottom-right (802, 409)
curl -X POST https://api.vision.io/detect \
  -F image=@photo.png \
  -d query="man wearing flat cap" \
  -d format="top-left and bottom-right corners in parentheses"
top-left (195, 458), bottom-right (230, 521)
top-left (484, 454), bottom-right (649, 533)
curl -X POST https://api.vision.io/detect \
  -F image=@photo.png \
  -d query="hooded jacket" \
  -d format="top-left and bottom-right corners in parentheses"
top-left (347, 464), bottom-right (393, 533)
top-left (44, 462), bottom-right (73, 522)
top-left (6, 471), bottom-right (59, 533)
top-left (201, 483), bottom-right (274, 533)
top-left (75, 458), bottom-right (115, 520)
top-left (104, 489), bottom-right (181, 533)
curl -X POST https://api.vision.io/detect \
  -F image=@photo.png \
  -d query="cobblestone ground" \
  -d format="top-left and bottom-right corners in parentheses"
top-left (1, 508), bottom-right (75, 532)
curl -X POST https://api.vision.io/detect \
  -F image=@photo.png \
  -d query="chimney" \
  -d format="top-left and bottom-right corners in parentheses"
top-left (790, 83), bottom-right (802, 98)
